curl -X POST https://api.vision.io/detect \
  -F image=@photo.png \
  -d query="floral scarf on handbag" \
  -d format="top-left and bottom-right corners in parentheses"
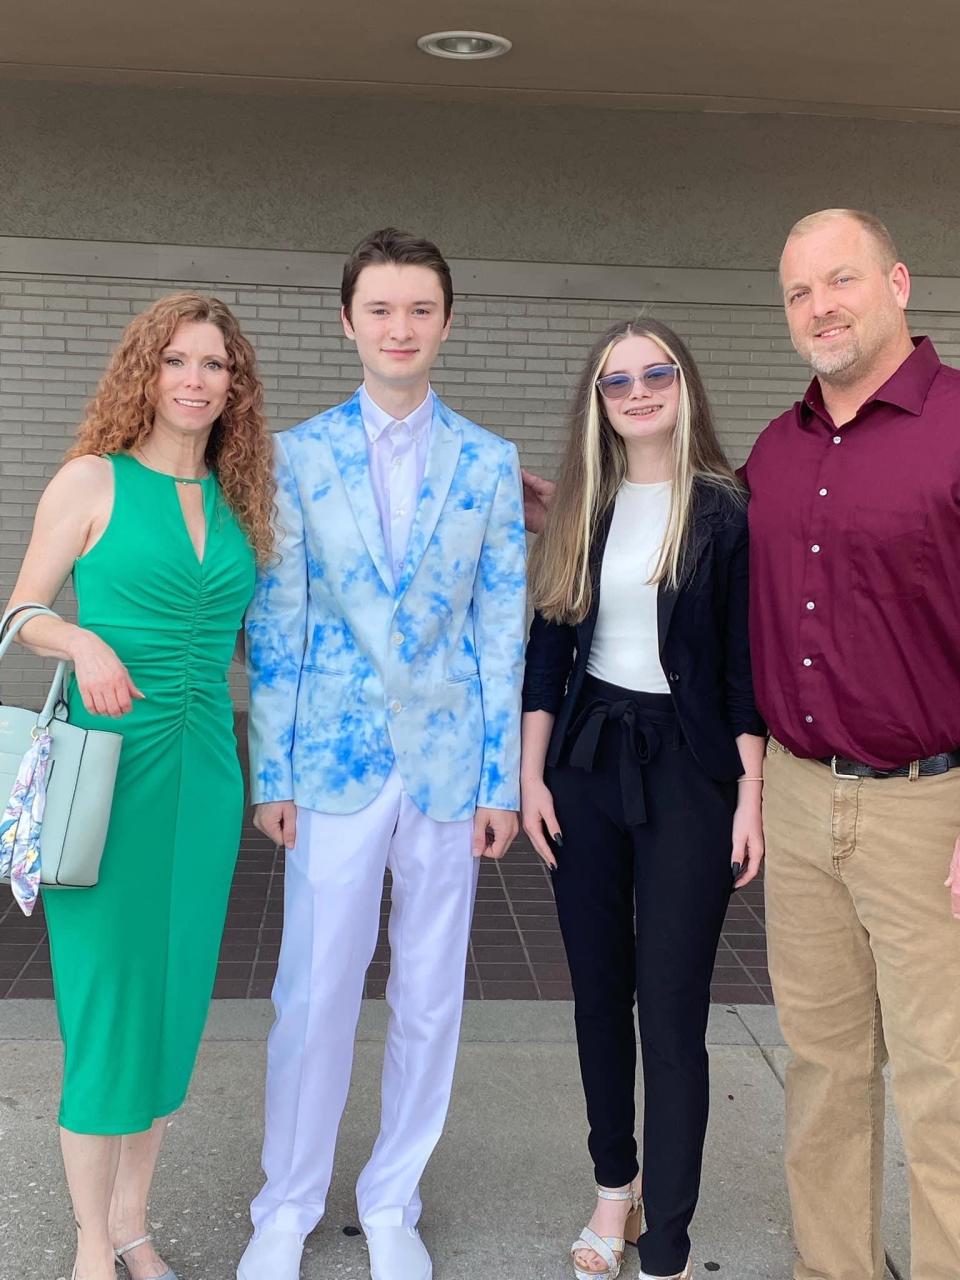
top-left (0, 728), bottom-right (52, 915)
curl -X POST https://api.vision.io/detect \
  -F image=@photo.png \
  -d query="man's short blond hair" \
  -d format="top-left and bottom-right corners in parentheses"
top-left (784, 209), bottom-right (901, 270)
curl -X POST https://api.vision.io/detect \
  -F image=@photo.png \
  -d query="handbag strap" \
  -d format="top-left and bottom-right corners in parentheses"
top-left (1, 599), bottom-right (61, 639)
top-left (0, 604), bottom-right (67, 728)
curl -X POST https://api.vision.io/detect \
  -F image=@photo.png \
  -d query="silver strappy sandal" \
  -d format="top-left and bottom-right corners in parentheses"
top-left (115, 1234), bottom-right (178, 1280)
top-left (638, 1260), bottom-right (693, 1279)
top-left (570, 1183), bottom-right (644, 1280)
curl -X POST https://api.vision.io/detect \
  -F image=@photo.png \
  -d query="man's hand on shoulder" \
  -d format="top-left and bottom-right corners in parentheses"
top-left (472, 807), bottom-right (520, 860)
top-left (521, 469), bottom-right (556, 536)
top-left (254, 800), bottom-right (298, 850)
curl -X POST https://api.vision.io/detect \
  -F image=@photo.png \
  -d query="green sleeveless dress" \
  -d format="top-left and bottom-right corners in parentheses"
top-left (43, 452), bottom-right (256, 1134)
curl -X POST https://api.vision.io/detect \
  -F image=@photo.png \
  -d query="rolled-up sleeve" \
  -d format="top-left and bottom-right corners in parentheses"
top-left (522, 609), bottom-right (576, 715)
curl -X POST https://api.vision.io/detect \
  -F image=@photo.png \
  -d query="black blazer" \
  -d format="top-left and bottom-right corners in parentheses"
top-left (522, 480), bottom-right (765, 781)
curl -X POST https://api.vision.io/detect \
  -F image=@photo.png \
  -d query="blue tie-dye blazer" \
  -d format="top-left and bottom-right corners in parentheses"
top-left (245, 391), bottom-right (527, 823)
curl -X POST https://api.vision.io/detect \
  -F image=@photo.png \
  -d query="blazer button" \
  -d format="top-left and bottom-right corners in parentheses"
top-left (669, 672), bottom-right (680, 683)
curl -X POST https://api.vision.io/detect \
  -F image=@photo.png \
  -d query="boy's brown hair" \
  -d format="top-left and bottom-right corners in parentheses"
top-left (341, 227), bottom-right (453, 322)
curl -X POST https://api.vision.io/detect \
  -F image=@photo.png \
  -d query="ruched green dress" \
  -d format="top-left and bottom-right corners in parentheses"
top-left (44, 452), bottom-right (256, 1134)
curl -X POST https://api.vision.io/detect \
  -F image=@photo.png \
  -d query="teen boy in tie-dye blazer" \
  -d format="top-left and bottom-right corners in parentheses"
top-left (239, 229), bottom-right (526, 1280)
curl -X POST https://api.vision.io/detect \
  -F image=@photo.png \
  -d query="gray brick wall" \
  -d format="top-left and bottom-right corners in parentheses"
top-left (3, 269), bottom-right (958, 706)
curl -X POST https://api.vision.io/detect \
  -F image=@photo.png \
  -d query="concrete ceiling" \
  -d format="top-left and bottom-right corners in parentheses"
top-left (3, 0), bottom-right (959, 123)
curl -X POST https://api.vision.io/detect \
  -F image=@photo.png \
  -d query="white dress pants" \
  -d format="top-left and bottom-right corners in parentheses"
top-left (250, 766), bottom-right (477, 1237)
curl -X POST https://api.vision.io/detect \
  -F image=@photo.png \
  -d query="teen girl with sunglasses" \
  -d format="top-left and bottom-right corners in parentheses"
top-left (521, 318), bottom-right (766, 1280)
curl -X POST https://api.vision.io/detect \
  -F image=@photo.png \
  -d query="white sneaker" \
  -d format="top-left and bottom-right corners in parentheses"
top-left (236, 1227), bottom-right (305, 1280)
top-left (365, 1224), bottom-right (433, 1280)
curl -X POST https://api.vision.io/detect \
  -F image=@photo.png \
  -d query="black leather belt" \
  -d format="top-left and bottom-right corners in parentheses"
top-left (819, 750), bottom-right (960, 780)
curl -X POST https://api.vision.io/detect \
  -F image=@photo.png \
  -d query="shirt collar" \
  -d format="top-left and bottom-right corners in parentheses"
top-left (359, 385), bottom-right (435, 443)
top-left (802, 335), bottom-right (942, 424)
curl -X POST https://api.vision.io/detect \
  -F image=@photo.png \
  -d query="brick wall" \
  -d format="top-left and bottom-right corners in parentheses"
top-left (3, 269), bottom-right (958, 706)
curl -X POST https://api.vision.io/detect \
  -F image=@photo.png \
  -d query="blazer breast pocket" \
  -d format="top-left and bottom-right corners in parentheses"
top-left (447, 503), bottom-right (489, 528)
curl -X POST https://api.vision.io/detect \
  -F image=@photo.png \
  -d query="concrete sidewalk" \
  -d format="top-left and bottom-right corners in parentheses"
top-left (0, 1002), bottom-right (909, 1280)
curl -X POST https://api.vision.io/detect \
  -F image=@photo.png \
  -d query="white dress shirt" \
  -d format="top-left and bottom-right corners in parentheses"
top-left (359, 385), bottom-right (434, 584)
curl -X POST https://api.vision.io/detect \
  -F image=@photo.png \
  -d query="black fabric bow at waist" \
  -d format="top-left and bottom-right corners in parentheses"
top-left (566, 698), bottom-right (663, 826)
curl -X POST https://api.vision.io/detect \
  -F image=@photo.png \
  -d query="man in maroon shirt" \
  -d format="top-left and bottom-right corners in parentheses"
top-left (521, 209), bottom-right (960, 1279)
top-left (746, 208), bottom-right (960, 1280)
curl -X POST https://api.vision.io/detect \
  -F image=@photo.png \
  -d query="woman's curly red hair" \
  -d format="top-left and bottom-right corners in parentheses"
top-left (67, 292), bottom-right (276, 562)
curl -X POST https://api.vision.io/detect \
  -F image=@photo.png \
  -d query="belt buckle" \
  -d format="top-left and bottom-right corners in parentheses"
top-left (830, 755), bottom-right (860, 780)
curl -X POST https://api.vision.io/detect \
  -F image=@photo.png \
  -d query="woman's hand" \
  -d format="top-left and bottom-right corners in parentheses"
top-left (521, 775), bottom-right (562, 870)
top-left (731, 784), bottom-right (764, 889)
top-left (70, 629), bottom-right (145, 718)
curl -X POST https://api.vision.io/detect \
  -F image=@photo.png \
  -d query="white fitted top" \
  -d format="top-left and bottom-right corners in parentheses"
top-left (586, 480), bottom-right (672, 692)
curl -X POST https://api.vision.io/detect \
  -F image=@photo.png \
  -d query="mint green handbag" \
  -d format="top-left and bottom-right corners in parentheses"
top-left (0, 604), bottom-right (122, 912)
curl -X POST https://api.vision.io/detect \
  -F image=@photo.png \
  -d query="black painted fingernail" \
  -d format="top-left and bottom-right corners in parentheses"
top-left (552, 832), bottom-right (564, 848)
top-left (731, 861), bottom-right (742, 880)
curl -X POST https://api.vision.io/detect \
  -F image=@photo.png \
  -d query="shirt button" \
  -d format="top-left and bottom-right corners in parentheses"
top-left (392, 632), bottom-right (404, 646)
top-left (803, 658), bottom-right (813, 667)
top-left (806, 601), bottom-right (815, 610)
top-left (811, 544), bottom-right (821, 553)
top-left (390, 699), bottom-right (403, 714)
top-left (805, 714), bottom-right (814, 724)
top-left (819, 487), bottom-right (828, 496)
top-left (833, 436), bottom-right (842, 444)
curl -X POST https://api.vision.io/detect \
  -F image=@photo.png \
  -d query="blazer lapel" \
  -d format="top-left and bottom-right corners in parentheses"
top-left (577, 502), bottom-right (615, 655)
top-left (395, 401), bottom-right (462, 598)
top-left (657, 481), bottom-right (718, 652)
top-left (656, 581), bottom-right (680, 655)
top-left (326, 392), bottom-right (394, 592)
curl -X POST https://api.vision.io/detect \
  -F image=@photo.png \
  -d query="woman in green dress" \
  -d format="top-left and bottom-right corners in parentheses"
top-left (5, 293), bottom-right (275, 1280)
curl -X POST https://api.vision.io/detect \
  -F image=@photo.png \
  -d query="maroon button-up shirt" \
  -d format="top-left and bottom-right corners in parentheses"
top-left (744, 336), bottom-right (960, 768)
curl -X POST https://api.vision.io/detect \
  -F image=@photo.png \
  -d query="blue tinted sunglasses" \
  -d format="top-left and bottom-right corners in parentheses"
top-left (595, 364), bottom-right (679, 399)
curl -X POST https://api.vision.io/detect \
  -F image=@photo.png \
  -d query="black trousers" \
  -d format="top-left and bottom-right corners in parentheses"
top-left (547, 676), bottom-right (736, 1276)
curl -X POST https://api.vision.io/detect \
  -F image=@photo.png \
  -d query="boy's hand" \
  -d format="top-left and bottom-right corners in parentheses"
top-left (472, 807), bottom-right (520, 859)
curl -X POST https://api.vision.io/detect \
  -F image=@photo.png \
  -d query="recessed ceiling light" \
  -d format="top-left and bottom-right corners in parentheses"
top-left (417, 30), bottom-right (512, 60)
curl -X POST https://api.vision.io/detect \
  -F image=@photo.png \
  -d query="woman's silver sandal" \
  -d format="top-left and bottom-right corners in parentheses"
top-left (638, 1260), bottom-right (693, 1280)
top-left (115, 1234), bottom-right (178, 1280)
top-left (570, 1184), bottom-right (644, 1280)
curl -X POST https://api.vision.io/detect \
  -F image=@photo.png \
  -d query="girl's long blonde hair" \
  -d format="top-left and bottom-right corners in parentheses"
top-left (529, 317), bottom-right (741, 624)
top-left (68, 292), bottom-right (276, 562)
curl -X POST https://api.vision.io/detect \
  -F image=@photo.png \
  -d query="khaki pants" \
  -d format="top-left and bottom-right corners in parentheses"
top-left (764, 740), bottom-right (960, 1280)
